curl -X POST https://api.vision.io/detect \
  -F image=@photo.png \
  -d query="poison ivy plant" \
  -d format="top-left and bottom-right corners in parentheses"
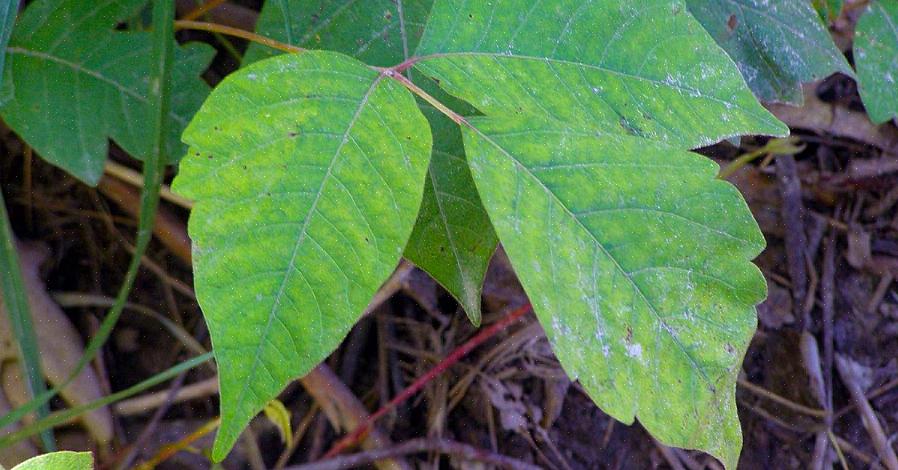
top-left (0, 0), bottom-right (213, 185)
top-left (686, 0), bottom-right (852, 104)
top-left (245, 0), bottom-right (498, 323)
top-left (8, 451), bottom-right (92, 470)
top-left (854, 0), bottom-right (898, 124)
top-left (177, 0), bottom-right (788, 466)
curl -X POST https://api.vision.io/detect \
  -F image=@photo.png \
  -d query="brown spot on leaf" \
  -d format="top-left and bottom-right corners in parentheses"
top-left (727, 14), bottom-right (738, 32)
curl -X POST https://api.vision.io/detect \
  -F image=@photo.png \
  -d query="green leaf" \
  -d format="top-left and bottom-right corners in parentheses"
top-left (244, 0), bottom-right (495, 321)
top-left (171, 51), bottom-right (432, 461)
top-left (11, 451), bottom-right (92, 470)
top-left (244, 0), bottom-right (433, 66)
top-left (0, 0), bottom-right (19, 78)
top-left (812, 0), bottom-right (843, 23)
top-left (413, 0), bottom-right (786, 466)
top-left (854, 0), bottom-right (898, 124)
top-left (404, 107), bottom-right (498, 325)
top-left (685, 0), bottom-right (852, 104)
top-left (0, 0), bottom-right (213, 185)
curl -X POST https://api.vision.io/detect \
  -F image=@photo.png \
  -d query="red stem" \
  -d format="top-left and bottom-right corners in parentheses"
top-left (322, 303), bottom-right (533, 459)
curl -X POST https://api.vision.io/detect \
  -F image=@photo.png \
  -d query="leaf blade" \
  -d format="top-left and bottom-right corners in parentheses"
top-left (0, 0), bottom-right (213, 185)
top-left (405, 108), bottom-right (498, 324)
top-left (685, 0), bottom-right (852, 104)
top-left (244, 0), bottom-right (496, 321)
top-left (462, 118), bottom-right (763, 466)
top-left (413, 0), bottom-right (783, 465)
top-left (12, 451), bottom-right (93, 470)
top-left (172, 51), bottom-right (432, 460)
top-left (854, 0), bottom-right (898, 124)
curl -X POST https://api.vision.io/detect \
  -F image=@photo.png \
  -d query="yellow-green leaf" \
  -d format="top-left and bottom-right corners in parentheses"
top-left (11, 451), bottom-right (92, 470)
top-left (172, 50), bottom-right (432, 461)
top-left (413, 1), bottom-right (786, 466)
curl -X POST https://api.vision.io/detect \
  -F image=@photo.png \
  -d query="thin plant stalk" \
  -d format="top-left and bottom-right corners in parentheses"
top-left (0, 190), bottom-right (54, 451)
top-left (0, 353), bottom-right (213, 447)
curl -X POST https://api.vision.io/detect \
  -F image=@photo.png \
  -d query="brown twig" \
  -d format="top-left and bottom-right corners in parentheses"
top-left (836, 355), bottom-right (898, 470)
top-left (776, 154), bottom-right (811, 330)
top-left (287, 438), bottom-right (542, 470)
top-left (134, 418), bottom-right (220, 470)
top-left (300, 365), bottom-right (411, 470)
top-left (737, 378), bottom-right (828, 418)
top-left (174, 20), bottom-right (303, 53)
top-left (114, 377), bottom-right (218, 416)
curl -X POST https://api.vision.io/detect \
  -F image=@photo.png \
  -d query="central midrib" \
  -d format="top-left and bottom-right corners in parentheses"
top-left (230, 72), bottom-right (386, 424)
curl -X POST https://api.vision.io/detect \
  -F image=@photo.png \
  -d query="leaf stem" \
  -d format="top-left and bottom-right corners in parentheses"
top-left (164, 21), bottom-right (471, 129)
top-left (381, 70), bottom-right (468, 125)
top-left (174, 20), bottom-right (304, 54)
top-left (166, 21), bottom-right (472, 131)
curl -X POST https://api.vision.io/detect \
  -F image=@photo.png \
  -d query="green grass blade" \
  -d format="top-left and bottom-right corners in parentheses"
top-left (0, 352), bottom-right (212, 448)
top-left (0, 190), bottom-right (54, 451)
top-left (0, 0), bottom-right (175, 435)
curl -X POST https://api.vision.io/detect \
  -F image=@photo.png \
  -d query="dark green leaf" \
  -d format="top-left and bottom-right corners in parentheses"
top-left (0, 0), bottom-right (19, 78)
top-left (0, 0), bottom-right (213, 185)
top-left (244, 0), bottom-right (433, 66)
top-left (854, 0), bottom-right (898, 124)
top-left (686, 0), bottom-right (852, 104)
top-left (405, 107), bottom-right (497, 325)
